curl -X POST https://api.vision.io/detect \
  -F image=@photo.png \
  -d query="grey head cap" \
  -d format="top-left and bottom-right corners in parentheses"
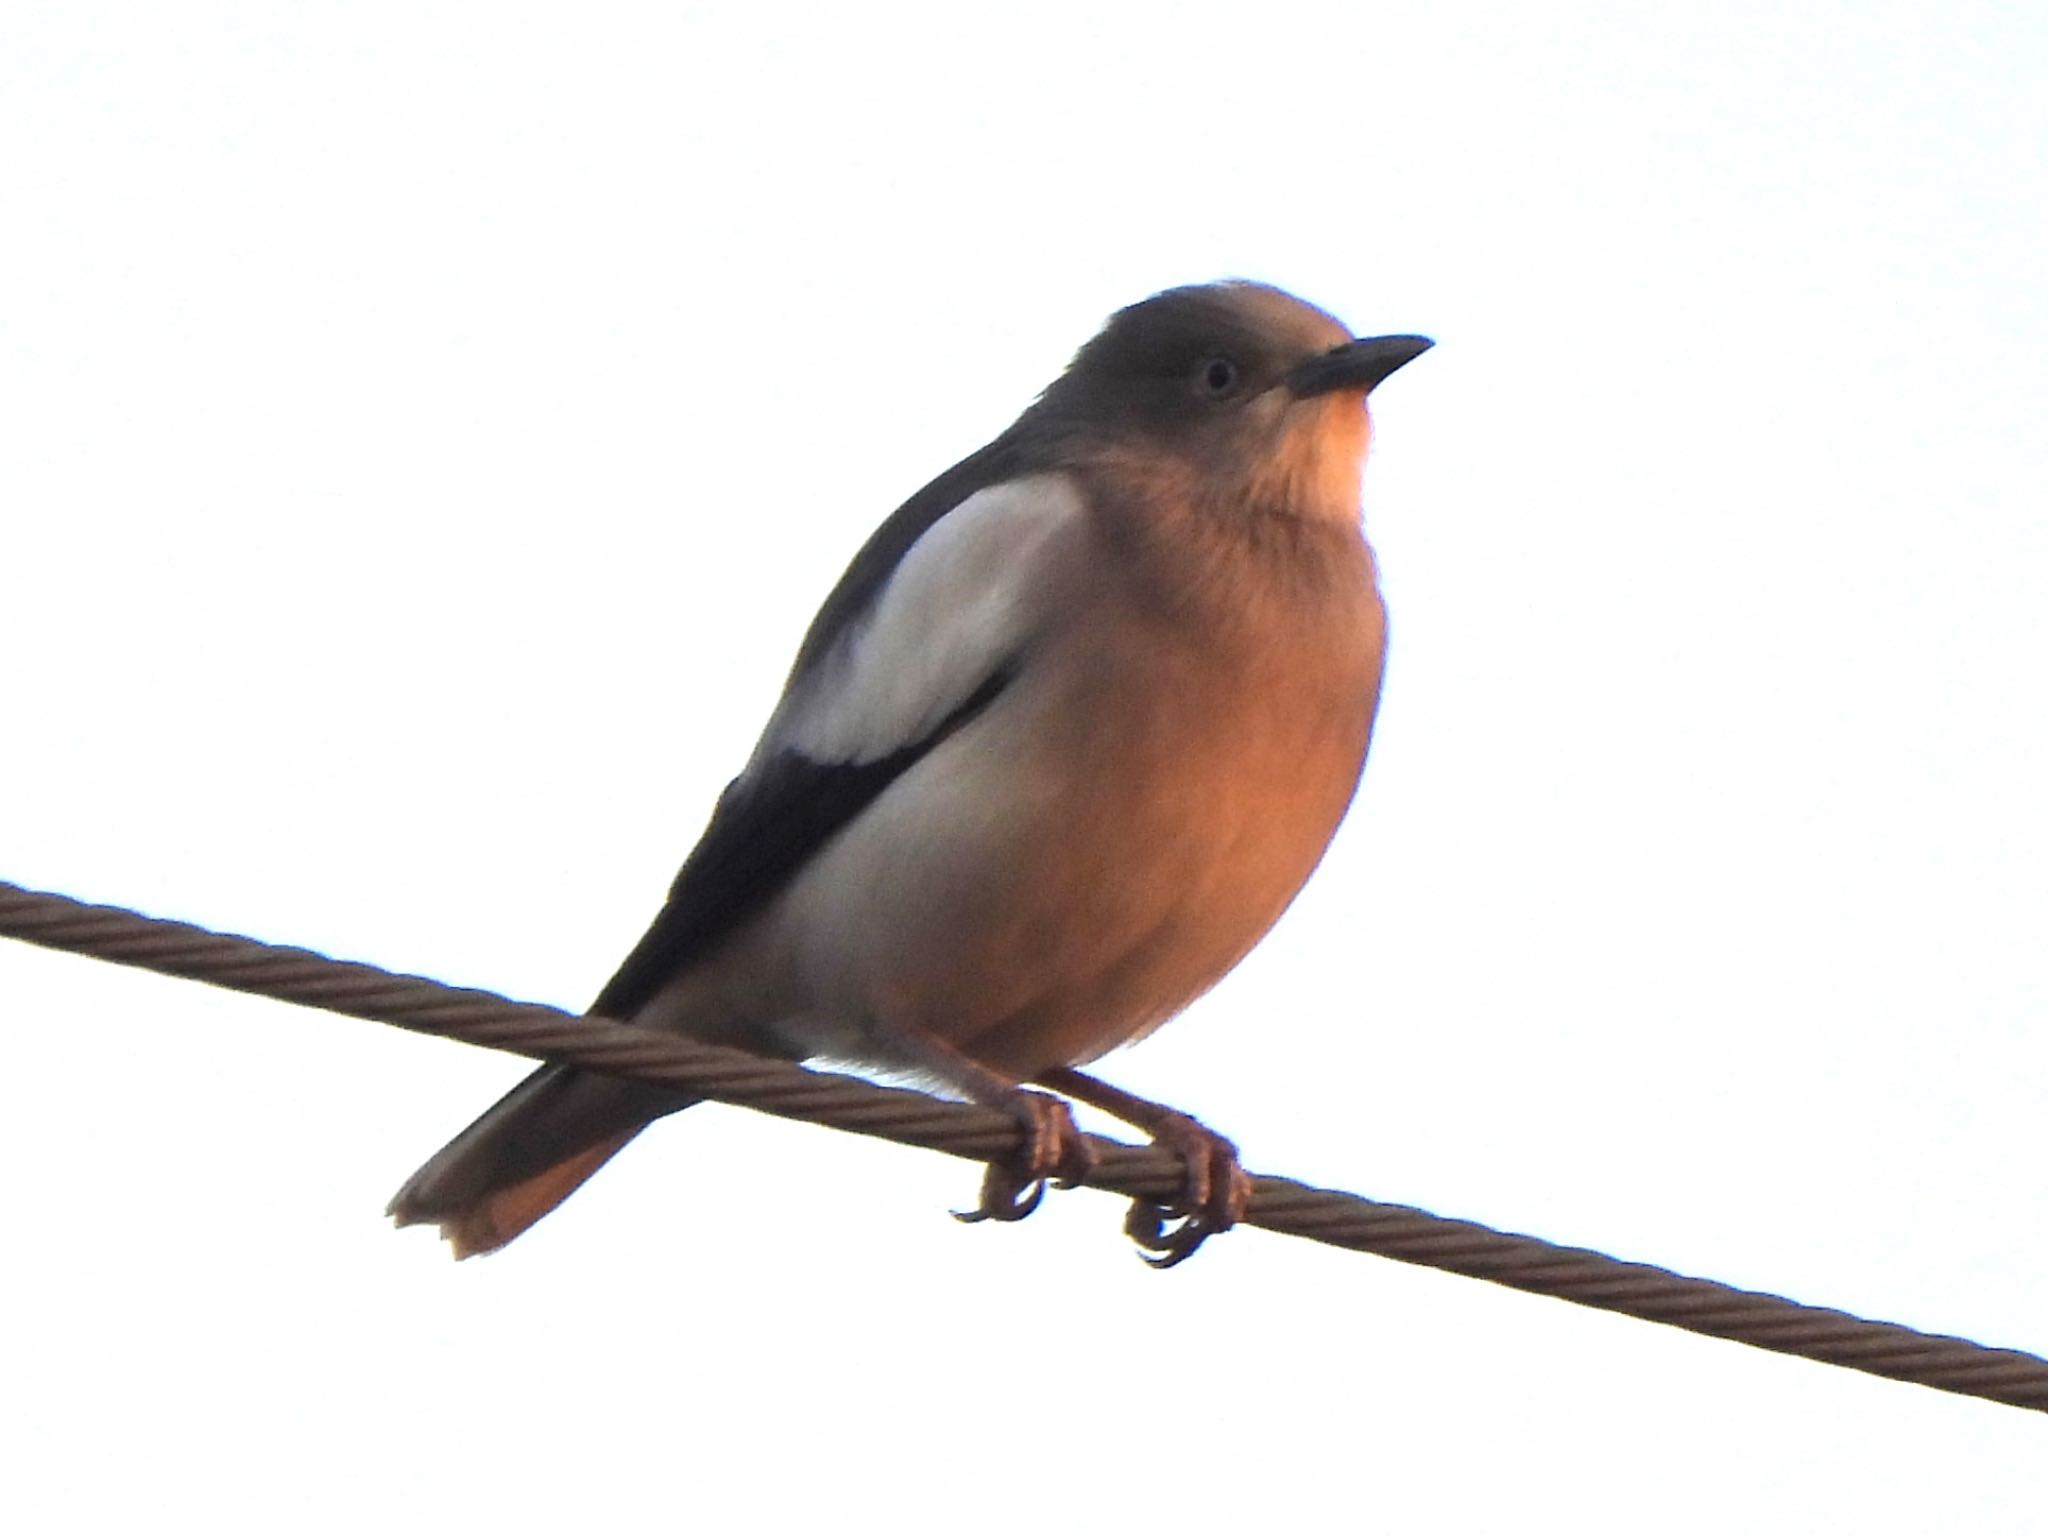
top-left (1024, 280), bottom-right (1432, 445)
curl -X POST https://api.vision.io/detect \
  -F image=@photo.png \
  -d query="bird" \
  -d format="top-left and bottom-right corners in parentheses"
top-left (389, 280), bottom-right (1429, 1266)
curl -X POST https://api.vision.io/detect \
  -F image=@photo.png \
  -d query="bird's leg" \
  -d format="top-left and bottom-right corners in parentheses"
top-left (1036, 1067), bottom-right (1253, 1267)
top-left (866, 1023), bottom-right (1098, 1224)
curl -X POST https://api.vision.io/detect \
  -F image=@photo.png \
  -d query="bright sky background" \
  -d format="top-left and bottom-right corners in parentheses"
top-left (4, 2), bottom-right (2045, 1529)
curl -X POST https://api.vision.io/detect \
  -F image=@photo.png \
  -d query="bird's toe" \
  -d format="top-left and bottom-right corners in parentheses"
top-left (1124, 1114), bottom-right (1252, 1268)
top-left (953, 1089), bottom-right (1097, 1224)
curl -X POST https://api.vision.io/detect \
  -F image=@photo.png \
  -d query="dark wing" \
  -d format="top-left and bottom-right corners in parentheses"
top-left (590, 663), bottom-right (1014, 1018)
top-left (589, 436), bottom-right (1034, 1020)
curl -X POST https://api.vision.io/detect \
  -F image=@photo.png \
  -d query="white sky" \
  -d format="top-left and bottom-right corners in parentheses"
top-left (4, 2), bottom-right (2046, 1529)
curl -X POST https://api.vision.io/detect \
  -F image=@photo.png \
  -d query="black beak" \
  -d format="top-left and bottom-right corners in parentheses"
top-left (1286, 334), bottom-right (1434, 399)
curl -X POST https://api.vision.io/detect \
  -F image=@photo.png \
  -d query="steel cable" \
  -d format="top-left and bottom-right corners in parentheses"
top-left (2, 878), bottom-right (2041, 1413)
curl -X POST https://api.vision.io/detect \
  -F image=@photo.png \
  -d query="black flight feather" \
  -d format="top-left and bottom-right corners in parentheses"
top-left (588, 435), bottom-right (1042, 1021)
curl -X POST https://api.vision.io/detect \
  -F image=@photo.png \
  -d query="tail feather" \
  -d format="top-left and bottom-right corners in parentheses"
top-left (388, 1064), bottom-right (701, 1257)
top-left (423, 1132), bottom-right (642, 1259)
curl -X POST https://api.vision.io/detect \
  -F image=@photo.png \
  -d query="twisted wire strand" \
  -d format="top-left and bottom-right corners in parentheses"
top-left (2, 878), bottom-right (2042, 1413)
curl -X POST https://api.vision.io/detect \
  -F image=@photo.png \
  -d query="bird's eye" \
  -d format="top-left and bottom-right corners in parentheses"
top-left (1197, 356), bottom-right (1241, 398)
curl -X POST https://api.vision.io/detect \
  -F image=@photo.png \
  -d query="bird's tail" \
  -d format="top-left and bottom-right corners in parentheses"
top-left (387, 1065), bottom-right (701, 1258)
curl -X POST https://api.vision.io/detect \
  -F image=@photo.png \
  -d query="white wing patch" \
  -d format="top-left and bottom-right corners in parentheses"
top-left (764, 473), bottom-right (1087, 767)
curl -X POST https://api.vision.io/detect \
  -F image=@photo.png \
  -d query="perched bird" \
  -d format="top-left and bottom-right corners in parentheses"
top-left (390, 281), bottom-right (1429, 1265)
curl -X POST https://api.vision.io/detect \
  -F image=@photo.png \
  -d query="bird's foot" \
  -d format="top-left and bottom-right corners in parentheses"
top-left (1123, 1113), bottom-right (1254, 1269)
top-left (954, 1089), bottom-right (1097, 1224)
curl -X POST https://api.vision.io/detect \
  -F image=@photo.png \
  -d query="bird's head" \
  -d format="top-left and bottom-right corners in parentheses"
top-left (1030, 281), bottom-right (1430, 524)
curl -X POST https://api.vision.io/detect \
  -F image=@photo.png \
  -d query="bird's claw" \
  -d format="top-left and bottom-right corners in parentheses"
top-left (954, 1090), bottom-right (1097, 1224)
top-left (1123, 1114), bottom-right (1254, 1268)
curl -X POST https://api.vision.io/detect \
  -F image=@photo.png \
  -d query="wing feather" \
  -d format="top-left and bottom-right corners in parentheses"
top-left (589, 468), bottom-right (1084, 1020)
